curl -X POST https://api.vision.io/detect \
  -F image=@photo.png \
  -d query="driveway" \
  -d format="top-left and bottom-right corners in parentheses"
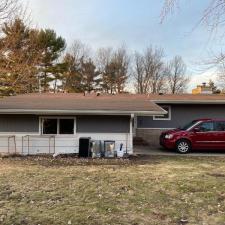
top-left (134, 146), bottom-right (225, 157)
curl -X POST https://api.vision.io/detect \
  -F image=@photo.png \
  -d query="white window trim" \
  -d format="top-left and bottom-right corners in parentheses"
top-left (40, 116), bottom-right (76, 136)
top-left (153, 105), bottom-right (171, 121)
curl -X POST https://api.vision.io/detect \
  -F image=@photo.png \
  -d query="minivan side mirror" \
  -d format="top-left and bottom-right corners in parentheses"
top-left (193, 127), bottom-right (200, 133)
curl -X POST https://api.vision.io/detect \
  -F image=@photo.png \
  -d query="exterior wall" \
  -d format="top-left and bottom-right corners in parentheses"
top-left (0, 115), bottom-right (39, 133)
top-left (192, 85), bottom-right (212, 94)
top-left (136, 128), bottom-right (164, 148)
top-left (0, 115), bottom-right (130, 135)
top-left (0, 114), bottom-right (133, 155)
top-left (138, 104), bottom-right (225, 129)
top-left (137, 104), bottom-right (225, 148)
top-left (11, 133), bottom-right (132, 155)
top-left (77, 115), bottom-right (130, 133)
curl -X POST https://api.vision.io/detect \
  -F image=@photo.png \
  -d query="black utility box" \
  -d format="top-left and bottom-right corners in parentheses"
top-left (79, 137), bottom-right (91, 158)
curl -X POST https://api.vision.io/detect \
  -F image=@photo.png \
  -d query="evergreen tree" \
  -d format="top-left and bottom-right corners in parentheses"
top-left (102, 62), bottom-right (117, 94)
top-left (0, 19), bottom-right (41, 95)
top-left (80, 58), bottom-right (101, 93)
top-left (37, 29), bottom-right (66, 92)
top-left (62, 53), bottom-right (101, 93)
top-left (99, 47), bottom-right (129, 94)
top-left (62, 53), bottom-right (83, 93)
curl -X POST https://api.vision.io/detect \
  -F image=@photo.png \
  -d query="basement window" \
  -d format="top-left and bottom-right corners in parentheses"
top-left (153, 106), bottom-right (171, 121)
top-left (41, 118), bottom-right (75, 135)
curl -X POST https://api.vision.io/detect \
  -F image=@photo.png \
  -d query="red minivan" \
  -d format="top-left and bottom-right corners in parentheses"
top-left (160, 119), bottom-right (225, 154)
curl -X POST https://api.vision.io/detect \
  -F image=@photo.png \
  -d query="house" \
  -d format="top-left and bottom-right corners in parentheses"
top-left (0, 93), bottom-right (165, 155)
top-left (192, 83), bottom-right (213, 94)
top-left (1, 92), bottom-right (225, 155)
top-left (136, 94), bottom-right (225, 147)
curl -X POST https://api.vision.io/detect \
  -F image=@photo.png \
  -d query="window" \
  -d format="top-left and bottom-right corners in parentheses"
top-left (43, 119), bottom-right (57, 134)
top-left (215, 121), bottom-right (225, 131)
top-left (180, 120), bottom-right (199, 131)
top-left (197, 122), bottom-right (214, 132)
top-left (153, 106), bottom-right (171, 120)
top-left (59, 119), bottom-right (74, 134)
top-left (41, 118), bottom-right (75, 135)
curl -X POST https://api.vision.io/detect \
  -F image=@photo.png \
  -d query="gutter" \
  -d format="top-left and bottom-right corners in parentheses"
top-left (152, 100), bottom-right (225, 104)
top-left (0, 109), bottom-right (166, 116)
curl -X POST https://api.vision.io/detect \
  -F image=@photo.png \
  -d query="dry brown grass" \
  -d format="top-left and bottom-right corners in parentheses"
top-left (0, 155), bottom-right (224, 225)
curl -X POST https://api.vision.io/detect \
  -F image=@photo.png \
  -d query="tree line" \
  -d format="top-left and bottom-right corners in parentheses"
top-left (0, 1), bottom-right (189, 96)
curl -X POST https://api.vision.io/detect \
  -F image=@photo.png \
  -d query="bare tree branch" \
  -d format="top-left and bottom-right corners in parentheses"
top-left (133, 46), bottom-right (166, 94)
top-left (160, 0), bottom-right (179, 23)
top-left (166, 55), bottom-right (189, 94)
top-left (161, 0), bottom-right (225, 33)
top-left (0, 0), bottom-right (21, 25)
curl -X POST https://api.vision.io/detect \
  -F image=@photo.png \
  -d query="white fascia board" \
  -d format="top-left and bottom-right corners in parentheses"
top-left (0, 109), bottom-right (166, 116)
top-left (152, 100), bottom-right (225, 104)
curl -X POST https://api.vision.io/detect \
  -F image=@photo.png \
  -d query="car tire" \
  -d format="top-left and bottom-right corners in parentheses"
top-left (176, 139), bottom-right (191, 154)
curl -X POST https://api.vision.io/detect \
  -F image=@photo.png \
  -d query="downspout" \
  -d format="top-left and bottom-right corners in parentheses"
top-left (130, 114), bottom-right (134, 155)
top-left (133, 115), bottom-right (137, 137)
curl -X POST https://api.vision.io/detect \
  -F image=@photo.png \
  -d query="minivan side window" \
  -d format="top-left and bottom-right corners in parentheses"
top-left (215, 121), bottom-right (225, 131)
top-left (197, 122), bottom-right (214, 132)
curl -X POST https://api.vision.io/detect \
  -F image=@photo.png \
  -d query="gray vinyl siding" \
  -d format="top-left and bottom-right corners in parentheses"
top-left (0, 115), bottom-right (130, 134)
top-left (76, 115), bottom-right (130, 133)
top-left (0, 115), bottom-right (39, 133)
top-left (137, 104), bottom-right (225, 129)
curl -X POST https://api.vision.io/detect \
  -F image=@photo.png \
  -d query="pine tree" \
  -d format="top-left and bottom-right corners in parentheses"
top-left (0, 19), bottom-right (41, 95)
top-left (62, 53), bottom-right (83, 93)
top-left (37, 29), bottom-right (66, 92)
top-left (80, 58), bottom-right (101, 93)
top-left (102, 62), bottom-right (117, 94)
top-left (100, 47), bottom-right (129, 94)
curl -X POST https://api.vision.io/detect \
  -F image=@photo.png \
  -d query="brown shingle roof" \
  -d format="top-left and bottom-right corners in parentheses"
top-left (0, 93), bottom-right (164, 115)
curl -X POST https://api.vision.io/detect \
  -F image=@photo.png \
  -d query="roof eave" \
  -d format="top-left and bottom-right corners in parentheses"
top-left (0, 109), bottom-right (165, 116)
top-left (152, 100), bottom-right (225, 104)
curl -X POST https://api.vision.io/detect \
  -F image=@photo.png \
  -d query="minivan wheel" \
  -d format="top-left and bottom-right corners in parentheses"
top-left (176, 139), bottom-right (191, 154)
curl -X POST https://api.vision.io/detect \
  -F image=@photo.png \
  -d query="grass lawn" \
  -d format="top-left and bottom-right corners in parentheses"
top-left (0, 155), bottom-right (225, 225)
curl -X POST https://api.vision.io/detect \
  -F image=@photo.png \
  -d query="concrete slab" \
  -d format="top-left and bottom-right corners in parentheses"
top-left (134, 146), bottom-right (225, 157)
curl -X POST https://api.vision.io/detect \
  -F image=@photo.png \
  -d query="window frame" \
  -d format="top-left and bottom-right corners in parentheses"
top-left (40, 117), bottom-right (76, 136)
top-left (153, 105), bottom-right (171, 121)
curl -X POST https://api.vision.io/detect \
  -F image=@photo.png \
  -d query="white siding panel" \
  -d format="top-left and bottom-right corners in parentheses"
top-left (0, 133), bottom-right (133, 155)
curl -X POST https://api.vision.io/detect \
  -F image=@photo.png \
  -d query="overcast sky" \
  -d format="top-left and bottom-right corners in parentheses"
top-left (22, 0), bottom-right (224, 91)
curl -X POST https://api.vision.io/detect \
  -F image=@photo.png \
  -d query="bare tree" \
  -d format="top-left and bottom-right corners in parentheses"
top-left (161, 0), bottom-right (225, 78)
top-left (133, 46), bottom-right (166, 94)
top-left (166, 55), bottom-right (189, 94)
top-left (112, 46), bottom-right (129, 93)
top-left (161, 0), bottom-right (225, 33)
top-left (216, 61), bottom-right (225, 89)
top-left (0, 0), bottom-right (21, 25)
top-left (68, 40), bottom-right (91, 64)
top-left (96, 47), bottom-right (113, 73)
top-left (134, 52), bottom-right (145, 93)
top-left (160, 0), bottom-right (179, 23)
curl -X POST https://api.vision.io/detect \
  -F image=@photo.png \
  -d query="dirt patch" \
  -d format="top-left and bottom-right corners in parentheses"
top-left (207, 173), bottom-right (225, 178)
